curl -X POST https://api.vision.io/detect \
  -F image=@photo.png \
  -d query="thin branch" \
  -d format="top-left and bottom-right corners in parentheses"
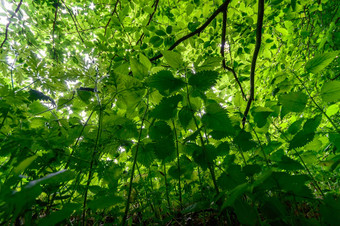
top-left (136, 0), bottom-right (159, 45)
top-left (242, 0), bottom-right (265, 127)
top-left (0, 0), bottom-right (23, 49)
top-left (150, 0), bottom-right (231, 62)
top-left (61, 0), bottom-right (84, 43)
top-left (220, 10), bottom-right (247, 100)
top-left (52, 0), bottom-right (60, 61)
top-left (104, 0), bottom-right (119, 36)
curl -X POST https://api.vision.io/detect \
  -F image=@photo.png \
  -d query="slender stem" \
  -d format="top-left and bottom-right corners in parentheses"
top-left (291, 71), bottom-right (339, 133)
top-left (242, 0), bottom-right (265, 127)
top-left (172, 119), bottom-right (182, 209)
top-left (163, 164), bottom-right (172, 211)
top-left (184, 75), bottom-right (219, 195)
top-left (82, 108), bottom-right (103, 225)
top-left (122, 91), bottom-right (149, 225)
top-left (271, 120), bottom-right (324, 197)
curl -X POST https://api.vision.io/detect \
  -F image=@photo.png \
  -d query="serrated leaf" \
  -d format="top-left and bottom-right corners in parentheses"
top-left (153, 138), bottom-right (176, 162)
top-left (302, 115), bottom-right (322, 133)
top-left (161, 50), bottom-right (184, 69)
top-left (139, 54), bottom-right (152, 70)
top-left (29, 101), bottom-right (48, 114)
top-left (150, 94), bottom-right (183, 120)
top-left (149, 121), bottom-right (172, 140)
top-left (188, 70), bottom-right (219, 91)
top-left (130, 58), bottom-right (148, 79)
top-left (279, 92), bottom-right (308, 117)
top-left (137, 143), bottom-right (156, 167)
top-left (305, 51), bottom-right (339, 74)
top-left (289, 131), bottom-right (315, 149)
top-left (234, 130), bottom-right (256, 151)
top-left (147, 70), bottom-right (185, 95)
top-left (178, 106), bottom-right (192, 129)
top-left (202, 101), bottom-right (234, 138)
top-left (150, 36), bottom-right (163, 47)
top-left (198, 56), bottom-right (223, 71)
top-left (277, 156), bottom-right (303, 170)
top-left (320, 81), bottom-right (340, 103)
top-left (253, 107), bottom-right (273, 128)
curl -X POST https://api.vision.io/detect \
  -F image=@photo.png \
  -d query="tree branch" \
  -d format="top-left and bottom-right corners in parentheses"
top-left (61, 0), bottom-right (84, 43)
top-left (0, 0), bottom-right (23, 49)
top-left (150, 0), bottom-right (231, 62)
top-left (242, 0), bottom-right (265, 127)
top-left (136, 0), bottom-right (159, 45)
top-left (220, 10), bottom-right (247, 100)
top-left (104, 0), bottom-right (119, 36)
top-left (52, 0), bottom-right (60, 61)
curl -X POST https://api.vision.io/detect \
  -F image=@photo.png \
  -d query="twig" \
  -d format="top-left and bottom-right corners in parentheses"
top-left (242, 0), bottom-right (265, 127)
top-left (61, 0), bottom-right (84, 43)
top-left (136, 0), bottom-right (159, 45)
top-left (104, 0), bottom-right (119, 36)
top-left (52, 0), bottom-right (60, 61)
top-left (0, 0), bottom-right (23, 49)
top-left (220, 10), bottom-right (247, 100)
top-left (150, 0), bottom-right (232, 62)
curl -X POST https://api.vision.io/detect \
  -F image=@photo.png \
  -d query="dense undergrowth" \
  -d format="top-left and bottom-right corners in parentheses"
top-left (0, 0), bottom-right (339, 225)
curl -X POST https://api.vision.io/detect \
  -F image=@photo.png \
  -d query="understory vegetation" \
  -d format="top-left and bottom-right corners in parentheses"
top-left (0, 0), bottom-right (339, 225)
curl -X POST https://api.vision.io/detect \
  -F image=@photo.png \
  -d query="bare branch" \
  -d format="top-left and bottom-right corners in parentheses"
top-left (242, 0), bottom-right (265, 127)
top-left (136, 0), bottom-right (160, 45)
top-left (150, 0), bottom-right (231, 62)
top-left (61, 0), bottom-right (84, 43)
top-left (104, 0), bottom-right (119, 36)
top-left (0, 0), bottom-right (23, 49)
top-left (220, 10), bottom-right (247, 100)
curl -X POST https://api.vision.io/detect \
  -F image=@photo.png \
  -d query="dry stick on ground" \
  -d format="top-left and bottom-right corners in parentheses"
top-left (220, 10), bottom-right (247, 100)
top-left (104, 0), bottom-right (120, 36)
top-left (242, 0), bottom-right (265, 127)
top-left (136, 0), bottom-right (160, 45)
top-left (61, 0), bottom-right (84, 43)
top-left (150, 0), bottom-right (232, 62)
top-left (0, 0), bottom-right (23, 49)
top-left (52, 0), bottom-right (59, 61)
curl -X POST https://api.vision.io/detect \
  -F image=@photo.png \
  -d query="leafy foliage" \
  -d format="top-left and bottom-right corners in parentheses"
top-left (0, 0), bottom-right (339, 225)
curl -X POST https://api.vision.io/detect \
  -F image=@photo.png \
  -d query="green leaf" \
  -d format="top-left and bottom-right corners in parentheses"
top-left (253, 107), bottom-right (273, 128)
top-left (202, 100), bottom-right (234, 138)
top-left (149, 121), bottom-right (172, 140)
top-left (305, 51), bottom-right (339, 74)
top-left (166, 26), bottom-right (173, 34)
top-left (130, 58), bottom-right (148, 79)
top-left (234, 130), bottom-right (256, 151)
top-left (13, 155), bottom-right (37, 175)
top-left (77, 90), bottom-right (92, 104)
top-left (137, 142), bottom-right (156, 167)
top-left (279, 92), bottom-right (308, 117)
top-left (161, 50), bottom-right (184, 69)
top-left (87, 194), bottom-right (123, 210)
top-left (29, 101), bottom-right (48, 114)
top-left (320, 81), bottom-right (340, 103)
top-left (277, 156), bottom-right (304, 170)
top-left (150, 94), bottom-right (183, 120)
top-left (147, 70), bottom-right (185, 95)
top-left (150, 36), bottom-right (163, 47)
top-left (178, 106), bottom-right (192, 129)
top-left (188, 70), bottom-right (219, 91)
top-left (289, 131), bottom-right (315, 149)
top-left (139, 54), bottom-right (152, 70)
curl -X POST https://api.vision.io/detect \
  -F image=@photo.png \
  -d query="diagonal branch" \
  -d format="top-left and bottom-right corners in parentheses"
top-left (104, 0), bottom-right (119, 36)
top-left (0, 0), bottom-right (23, 49)
top-left (150, 0), bottom-right (231, 62)
top-left (136, 0), bottom-right (159, 45)
top-left (242, 0), bottom-right (265, 127)
top-left (52, 0), bottom-right (60, 61)
top-left (220, 10), bottom-right (247, 100)
top-left (61, 0), bottom-right (84, 43)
